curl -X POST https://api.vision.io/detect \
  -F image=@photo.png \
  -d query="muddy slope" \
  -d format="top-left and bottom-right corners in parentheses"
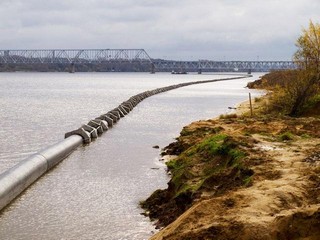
top-left (143, 116), bottom-right (320, 239)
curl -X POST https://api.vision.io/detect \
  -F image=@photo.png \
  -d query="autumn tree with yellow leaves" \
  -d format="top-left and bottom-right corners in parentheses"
top-left (294, 21), bottom-right (320, 72)
top-left (269, 21), bottom-right (320, 116)
top-left (289, 21), bottom-right (320, 116)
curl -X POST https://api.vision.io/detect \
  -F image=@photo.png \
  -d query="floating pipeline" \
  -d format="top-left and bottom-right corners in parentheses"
top-left (0, 75), bottom-right (251, 211)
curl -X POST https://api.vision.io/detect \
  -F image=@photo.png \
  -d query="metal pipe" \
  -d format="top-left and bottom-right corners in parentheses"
top-left (0, 135), bottom-right (83, 211)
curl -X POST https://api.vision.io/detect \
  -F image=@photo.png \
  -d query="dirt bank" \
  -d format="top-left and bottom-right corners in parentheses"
top-left (142, 114), bottom-right (320, 239)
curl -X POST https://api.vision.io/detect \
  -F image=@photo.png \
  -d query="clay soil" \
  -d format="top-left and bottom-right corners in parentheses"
top-left (144, 112), bottom-right (320, 239)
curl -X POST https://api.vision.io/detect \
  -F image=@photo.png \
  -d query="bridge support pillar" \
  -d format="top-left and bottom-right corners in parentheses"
top-left (69, 62), bottom-right (75, 73)
top-left (150, 63), bottom-right (155, 74)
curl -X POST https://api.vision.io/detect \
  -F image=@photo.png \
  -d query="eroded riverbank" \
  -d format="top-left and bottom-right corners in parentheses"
top-left (143, 103), bottom-right (320, 239)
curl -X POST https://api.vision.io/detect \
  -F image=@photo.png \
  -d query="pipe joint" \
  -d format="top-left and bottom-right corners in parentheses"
top-left (65, 128), bottom-right (91, 143)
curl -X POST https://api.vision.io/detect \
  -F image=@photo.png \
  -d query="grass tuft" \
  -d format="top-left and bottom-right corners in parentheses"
top-left (279, 131), bottom-right (295, 141)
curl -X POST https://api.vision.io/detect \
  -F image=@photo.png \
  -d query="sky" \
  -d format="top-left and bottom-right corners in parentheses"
top-left (0, 0), bottom-right (319, 61)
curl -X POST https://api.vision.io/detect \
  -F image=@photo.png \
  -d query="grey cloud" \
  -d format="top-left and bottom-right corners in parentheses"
top-left (0, 0), bottom-right (319, 60)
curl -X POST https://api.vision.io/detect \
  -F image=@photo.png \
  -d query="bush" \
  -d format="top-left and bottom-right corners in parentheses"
top-left (259, 70), bottom-right (320, 116)
top-left (279, 132), bottom-right (295, 141)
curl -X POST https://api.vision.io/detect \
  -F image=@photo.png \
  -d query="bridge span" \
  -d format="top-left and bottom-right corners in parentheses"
top-left (0, 48), bottom-right (296, 72)
top-left (153, 59), bottom-right (296, 72)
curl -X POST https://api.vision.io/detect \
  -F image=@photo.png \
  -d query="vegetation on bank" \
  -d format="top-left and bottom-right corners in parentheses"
top-left (142, 113), bottom-right (320, 229)
top-left (141, 120), bottom-right (259, 228)
top-left (247, 69), bottom-right (320, 117)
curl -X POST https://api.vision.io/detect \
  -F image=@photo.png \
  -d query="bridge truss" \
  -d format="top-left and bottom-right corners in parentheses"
top-left (153, 59), bottom-right (296, 72)
top-left (0, 48), bottom-right (296, 72)
top-left (0, 49), bottom-right (153, 64)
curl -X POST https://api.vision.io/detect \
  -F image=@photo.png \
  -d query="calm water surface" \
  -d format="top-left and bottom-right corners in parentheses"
top-left (0, 72), bottom-right (264, 239)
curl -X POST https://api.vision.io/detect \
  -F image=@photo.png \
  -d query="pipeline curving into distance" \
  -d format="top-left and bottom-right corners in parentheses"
top-left (0, 75), bottom-right (250, 211)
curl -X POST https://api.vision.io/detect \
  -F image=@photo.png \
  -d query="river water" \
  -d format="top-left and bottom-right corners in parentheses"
top-left (0, 72), bottom-right (263, 239)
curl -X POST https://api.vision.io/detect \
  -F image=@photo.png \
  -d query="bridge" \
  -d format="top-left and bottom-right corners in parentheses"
top-left (0, 49), bottom-right (296, 72)
top-left (153, 59), bottom-right (296, 72)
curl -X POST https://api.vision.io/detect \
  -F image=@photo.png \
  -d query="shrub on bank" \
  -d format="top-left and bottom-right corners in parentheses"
top-left (248, 21), bottom-right (320, 117)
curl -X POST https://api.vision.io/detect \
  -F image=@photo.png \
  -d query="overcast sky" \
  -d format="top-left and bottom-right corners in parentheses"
top-left (0, 0), bottom-right (319, 60)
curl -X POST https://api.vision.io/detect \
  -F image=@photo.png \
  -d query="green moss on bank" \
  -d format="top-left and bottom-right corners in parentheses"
top-left (167, 133), bottom-right (253, 200)
top-left (141, 124), bottom-right (258, 228)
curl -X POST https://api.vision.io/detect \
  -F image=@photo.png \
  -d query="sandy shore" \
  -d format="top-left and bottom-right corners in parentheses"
top-left (143, 96), bottom-right (320, 240)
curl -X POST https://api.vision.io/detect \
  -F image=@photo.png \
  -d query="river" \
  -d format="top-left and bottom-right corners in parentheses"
top-left (0, 72), bottom-right (263, 239)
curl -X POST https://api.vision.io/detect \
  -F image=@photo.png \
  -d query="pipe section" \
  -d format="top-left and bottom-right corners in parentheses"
top-left (0, 74), bottom-right (251, 212)
top-left (0, 135), bottom-right (82, 211)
